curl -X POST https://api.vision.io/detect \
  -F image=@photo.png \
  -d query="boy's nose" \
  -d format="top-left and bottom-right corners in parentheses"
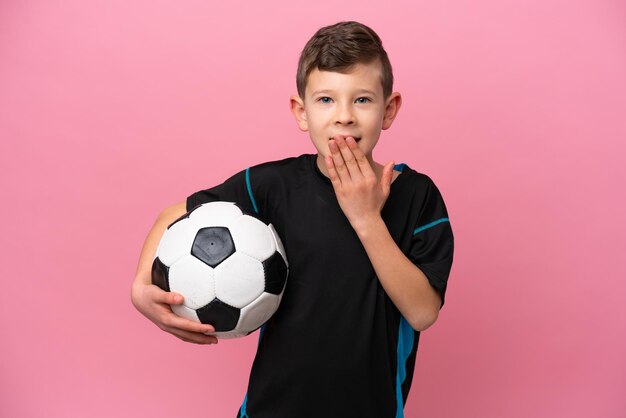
top-left (334, 104), bottom-right (355, 125)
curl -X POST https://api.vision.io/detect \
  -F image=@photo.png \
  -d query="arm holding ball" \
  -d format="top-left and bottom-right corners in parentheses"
top-left (131, 201), bottom-right (219, 345)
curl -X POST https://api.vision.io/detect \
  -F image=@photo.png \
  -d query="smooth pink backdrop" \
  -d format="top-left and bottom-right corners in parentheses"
top-left (1, 1), bottom-right (625, 417)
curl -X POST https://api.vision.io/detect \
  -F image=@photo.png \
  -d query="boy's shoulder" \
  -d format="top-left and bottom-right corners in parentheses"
top-left (394, 162), bottom-right (441, 192)
top-left (246, 153), bottom-right (313, 186)
top-left (249, 153), bottom-right (311, 172)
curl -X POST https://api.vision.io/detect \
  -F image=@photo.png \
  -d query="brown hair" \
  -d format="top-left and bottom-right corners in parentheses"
top-left (296, 21), bottom-right (394, 99)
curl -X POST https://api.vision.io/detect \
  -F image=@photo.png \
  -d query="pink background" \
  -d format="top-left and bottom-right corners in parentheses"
top-left (1, 1), bottom-right (625, 417)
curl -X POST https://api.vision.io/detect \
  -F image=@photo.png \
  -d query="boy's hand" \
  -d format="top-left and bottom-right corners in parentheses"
top-left (131, 282), bottom-right (218, 345)
top-left (324, 135), bottom-right (395, 232)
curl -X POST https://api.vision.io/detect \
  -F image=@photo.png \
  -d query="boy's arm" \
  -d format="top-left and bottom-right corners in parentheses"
top-left (325, 136), bottom-right (441, 332)
top-left (353, 218), bottom-right (441, 331)
top-left (131, 201), bottom-right (218, 344)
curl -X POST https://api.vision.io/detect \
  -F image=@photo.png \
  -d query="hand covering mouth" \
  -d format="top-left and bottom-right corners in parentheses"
top-left (330, 136), bottom-right (361, 142)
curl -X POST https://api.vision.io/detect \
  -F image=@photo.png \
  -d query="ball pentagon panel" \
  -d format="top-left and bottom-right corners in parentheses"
top-left (196, 298), bottom-right (240, 331)
top-left (262, 251), bottom-right (288, 295)
top-left (191, 226), bottom-right (235, 267)
top-left (151, 257), bottom-right (170, 292)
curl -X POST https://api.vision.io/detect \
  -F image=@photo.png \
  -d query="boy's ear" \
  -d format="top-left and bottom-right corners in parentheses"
top-left (382, 92), bottom-right (402, 130)
top-left (290, 95), bottom-right (309, 132)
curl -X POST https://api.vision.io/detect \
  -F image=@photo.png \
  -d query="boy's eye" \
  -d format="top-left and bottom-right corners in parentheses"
top-left (317, 97), bottom-right (371, 104)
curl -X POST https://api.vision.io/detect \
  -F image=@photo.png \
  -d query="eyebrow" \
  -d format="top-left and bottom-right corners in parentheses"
top-left (310, 89), bottom-right (378, 97)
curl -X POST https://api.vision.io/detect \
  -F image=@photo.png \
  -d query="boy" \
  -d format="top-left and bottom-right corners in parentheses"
top-left (132, 21), bottom-right (454, 418)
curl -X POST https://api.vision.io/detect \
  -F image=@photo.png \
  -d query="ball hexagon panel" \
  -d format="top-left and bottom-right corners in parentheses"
top-left (228, 214), bottom-right (276, 262)
top-left (188, 201), bottom-right (243, 227)
top-left (196, 298), bottom-right (240, 331)
top-left (168, 255), bottom-right (216, 310)
top-left (214, 252), bottom-right (265, 308)
top-left (158, 217), bottom-right (201, 266)
top-left (191, 227), bottom-right (235, 267)
top-left (236, 292), bottom-right (280, 333)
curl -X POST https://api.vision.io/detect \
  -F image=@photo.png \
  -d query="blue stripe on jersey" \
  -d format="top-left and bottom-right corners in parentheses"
top-left (393, 163), bottom-right (407, 173)
top-left (245, 167), bottom-right (259, 214)
top-left (239, 395), bottom-right (249, 418)
top-left (413, 217), bottom-right (449, 235)
top-left (395, 316), bottom-right (415, 418)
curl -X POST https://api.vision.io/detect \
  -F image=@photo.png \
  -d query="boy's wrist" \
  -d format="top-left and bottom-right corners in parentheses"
top-left (132, 272), bottom-right (152, 294)
top-left (352, 215), bottom-right (386, 240)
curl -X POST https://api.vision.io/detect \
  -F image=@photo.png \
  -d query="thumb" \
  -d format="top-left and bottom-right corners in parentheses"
top-left (165, 292), bottom-right (185, 305)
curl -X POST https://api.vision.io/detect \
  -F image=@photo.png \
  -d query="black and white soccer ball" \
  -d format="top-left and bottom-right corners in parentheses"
top-left (151, 201), bottom-right (288, 339)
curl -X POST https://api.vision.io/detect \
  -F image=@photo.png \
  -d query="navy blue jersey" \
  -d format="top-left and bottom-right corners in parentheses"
top-left (187, 153), bottom-right (454, 418)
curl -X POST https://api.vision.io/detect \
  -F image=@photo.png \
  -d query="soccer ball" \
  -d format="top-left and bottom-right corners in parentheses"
top-left (151, 201), bottom-right (288, 339)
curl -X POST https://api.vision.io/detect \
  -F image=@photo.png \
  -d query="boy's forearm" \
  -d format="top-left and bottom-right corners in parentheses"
top-left (354, 216), bottom-right (441, 332)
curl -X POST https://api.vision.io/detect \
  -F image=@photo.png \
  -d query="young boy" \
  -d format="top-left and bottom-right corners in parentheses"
top-left (132, 21), bottom-right (454, 418)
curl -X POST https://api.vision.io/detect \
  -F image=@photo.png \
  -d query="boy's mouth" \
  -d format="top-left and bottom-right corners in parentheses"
top-left (330, 136), bottom-right (361, 142)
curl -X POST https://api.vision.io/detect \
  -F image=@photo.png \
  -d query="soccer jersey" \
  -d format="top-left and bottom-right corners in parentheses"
top-left (186, 153), bottom-right (454, 418)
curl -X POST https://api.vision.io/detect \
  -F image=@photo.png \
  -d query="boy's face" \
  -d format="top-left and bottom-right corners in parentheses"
top-left (290, 60), bottom-right (401, 165)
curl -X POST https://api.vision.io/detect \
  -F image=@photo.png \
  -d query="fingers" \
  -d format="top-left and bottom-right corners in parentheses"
top-left (328, 139), bottom-right (349, 184)
top-left (158, 310), bottom-right (218, 345)
top-left (328, 135), bottom-right (367, 186)
top-left (334, 136), bottom-right (363, 180)
top-left (154, 289), bottom-right (184, 305)
top-left (158, 306), bottom-right (216, 335)
top-left (343, 136), bottom-right (377, 179)
top-left (169, 327), bottom-right (219, 345)
top-left (148, 287), bottom-right (218, 344)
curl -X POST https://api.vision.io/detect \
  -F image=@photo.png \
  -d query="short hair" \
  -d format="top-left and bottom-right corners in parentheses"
top-left (296, 21), bottom-right (394, 100)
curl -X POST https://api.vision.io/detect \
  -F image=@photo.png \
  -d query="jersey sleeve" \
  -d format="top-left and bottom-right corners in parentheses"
top-left (186, 168), bottom-right (259, 216)
top-left (407, 178), bottom-right (454, 309)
